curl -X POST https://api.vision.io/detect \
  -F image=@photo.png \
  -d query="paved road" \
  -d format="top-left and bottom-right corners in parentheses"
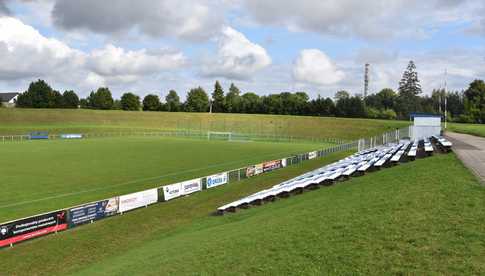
top-left (445, 132), bottom-right (485, 183)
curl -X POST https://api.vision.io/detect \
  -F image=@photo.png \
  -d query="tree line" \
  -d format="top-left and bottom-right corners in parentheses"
top-left (10, 61), bottom-right (485, 123)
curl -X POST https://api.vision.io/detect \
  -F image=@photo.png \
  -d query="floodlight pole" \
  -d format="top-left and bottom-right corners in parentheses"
top-left (444, 69), bottom-right (448, 129)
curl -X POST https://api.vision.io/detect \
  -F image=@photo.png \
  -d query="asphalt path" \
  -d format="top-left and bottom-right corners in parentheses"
top-left (445, 132), bottom-right (485, 184)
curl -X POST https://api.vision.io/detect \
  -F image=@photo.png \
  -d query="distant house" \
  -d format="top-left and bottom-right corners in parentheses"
top-left (0, 92), bottom-right (20, 107)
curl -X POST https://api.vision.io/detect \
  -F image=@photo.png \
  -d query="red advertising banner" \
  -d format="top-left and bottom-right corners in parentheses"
top-left (0, 210), bottom-right (67, 247)
top-left (263, 160), bottom-right (284, 172)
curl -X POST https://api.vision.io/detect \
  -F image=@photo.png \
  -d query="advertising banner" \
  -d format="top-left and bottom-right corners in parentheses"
top-left (181, 178), bottom-right (202, 195)
top-left (0, 210), bottom-right (67, 247)
top-left (281, 158), bottom-right (287, 167)
top-left (308, 151), bottom-right (317, 160)
top-left (30, 131), bottom-right (49, 140)
top-left (119, 189), bottom-right (158, 213)
top-left (162, 183), bottom-right (182, 201)
top-left (246, 163), bottom-right (263, 177)
top-left (206, 172), bottom-right (228, 189)
top-left (60, 134), bottom-right (83, 139)
top-left (68, 197), bottom-right (119, 227)
top-left (263, 160), bottom-right (284, 173)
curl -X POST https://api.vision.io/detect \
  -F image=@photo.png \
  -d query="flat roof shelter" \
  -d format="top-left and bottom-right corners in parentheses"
top-left (409, 113), bottom-right (442, 140)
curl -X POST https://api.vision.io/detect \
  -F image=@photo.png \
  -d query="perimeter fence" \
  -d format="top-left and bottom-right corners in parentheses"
top-left (0, 130), bottom-right (348, 145)
top-left (0, 126), bottom-right (411, 248)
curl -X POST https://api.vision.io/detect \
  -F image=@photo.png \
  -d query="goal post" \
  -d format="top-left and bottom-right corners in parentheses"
top-left (207, 131), bottom-right (232, 141)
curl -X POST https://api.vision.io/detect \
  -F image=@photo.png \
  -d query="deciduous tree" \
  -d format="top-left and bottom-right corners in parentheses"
top-left (120, 92), bottom-right (141, 111)
top-left (143, 94), bottom-right (161, 111)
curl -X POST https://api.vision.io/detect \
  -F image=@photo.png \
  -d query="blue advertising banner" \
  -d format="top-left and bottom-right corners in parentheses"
top-left (30, 131), bottom-right (49, 139)
top-left (68, 197), bottom-right (119, 227)
top-left (206, 172), bottom-right (228, 189)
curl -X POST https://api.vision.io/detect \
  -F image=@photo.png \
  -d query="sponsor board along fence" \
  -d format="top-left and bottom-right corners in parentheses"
top-left (0, 126), bottom-right (411, 248)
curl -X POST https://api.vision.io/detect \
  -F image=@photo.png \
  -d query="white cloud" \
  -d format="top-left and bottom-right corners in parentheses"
top-left (293, 49), bottom-right (345, 86)
top-left (0, 16), bottom-right (189, 95)
top-left (242, 0), bottom-right (480, 39)
top-left (52, 0), bottom-right (224, 41)
top-left (0, 16), bottom-right (85, 80)
top-left (15, 0), bottom-right (55, 28)
top-left (86, 44), bottom-right (186, 83)
top-left (200, 26), bottom-right (271, 80)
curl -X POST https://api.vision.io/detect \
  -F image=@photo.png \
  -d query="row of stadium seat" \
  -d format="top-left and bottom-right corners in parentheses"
top-left (216, 136), bottom-right (452, 215)
top-left (432, 135), bottom-right (453, 152)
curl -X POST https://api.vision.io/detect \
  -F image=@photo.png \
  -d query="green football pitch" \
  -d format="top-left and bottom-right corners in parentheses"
top-left (0, 136), bottom-right (332, 222)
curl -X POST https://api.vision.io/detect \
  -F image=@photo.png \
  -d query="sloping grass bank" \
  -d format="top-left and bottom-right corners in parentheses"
top-left (0, 108), bottom-right (409, 140)
top-left (449, 123), bottom-right (485, 138)
top-left (2, 153), bottom-right (485, 275)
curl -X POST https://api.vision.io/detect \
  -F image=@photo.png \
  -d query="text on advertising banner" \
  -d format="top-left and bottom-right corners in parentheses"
top-left (181, 178), bottom-right (202, 195)
top-left (262, 160), bottom-right (284, 173)
top-left (246, 163), bottom-right (263, 177)
top-left (68, 197), bottom-right (119, 227)
top-left (0, 210), bottom-right (67, 247)
top-left (206, 172), bottom-right (228, 189)
top-left (162, 183), bottom-right (182, 201)
top-left (118, 188), bottom-right (158, 213)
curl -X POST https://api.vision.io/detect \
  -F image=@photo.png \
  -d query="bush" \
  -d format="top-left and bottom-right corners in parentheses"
top-left (380, 109), bottom-right (397, 120)
top-left (366, 108), bottom-right (397, 120)
top-left (456, 114), bottom-right (475, 123)
top-left (366, 107), bottom-right (380, 119)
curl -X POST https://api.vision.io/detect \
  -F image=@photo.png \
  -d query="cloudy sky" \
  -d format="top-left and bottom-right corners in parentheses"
top-left (0, 0), bottom-right (484, 100)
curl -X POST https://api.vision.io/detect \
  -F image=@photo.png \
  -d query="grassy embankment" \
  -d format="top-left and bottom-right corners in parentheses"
top-left (2, 153), bottom-right (485, 275)
top-left (0, 108), bottom-right (409, 140)
top-left (448, 122), bottom-right (485, 138)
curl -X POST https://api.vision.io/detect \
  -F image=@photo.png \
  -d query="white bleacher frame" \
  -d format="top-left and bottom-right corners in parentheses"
top-left (216, 136), bottom-right (452, 215)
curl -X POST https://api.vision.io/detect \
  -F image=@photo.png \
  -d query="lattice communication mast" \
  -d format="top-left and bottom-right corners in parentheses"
top-left (364, 63), bottom-right (370, 98)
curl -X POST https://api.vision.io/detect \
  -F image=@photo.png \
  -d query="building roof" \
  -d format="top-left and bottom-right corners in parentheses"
top-left (409, 112), bottom-right (442, 119)
top-left (0, 92), bottom-right (20, 102)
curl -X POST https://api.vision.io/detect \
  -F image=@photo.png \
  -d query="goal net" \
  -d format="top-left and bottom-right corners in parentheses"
top-left (207, 131), bottom-right (232, 141)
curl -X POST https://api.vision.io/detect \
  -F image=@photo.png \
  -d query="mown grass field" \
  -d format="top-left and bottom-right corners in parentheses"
top-left (2, 152), bottom-right (484, 275)
top-left (449, 122), bottom-right (485, 138)
top-left (0, 136), bottom-right (329, 222)
top-left (0, 108), bottom-right (409, 140)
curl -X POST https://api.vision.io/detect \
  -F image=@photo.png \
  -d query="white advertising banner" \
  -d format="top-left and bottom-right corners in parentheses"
top-left (206, 172), bottom-right (228, 189)
top-left (162, 183), bottom-right (182, 201)
top-left (281, 158), bottom-right (287, 167)
top-left (119, 188), bottom-right (158, 212)
top-left (308, 151), bottom-right (317, 160)
top-left (181, 178), bottom-right (202, 195)
top-left (246, 163), bottom-right (263, 177)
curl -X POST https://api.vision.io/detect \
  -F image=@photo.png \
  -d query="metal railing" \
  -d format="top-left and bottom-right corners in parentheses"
top-left (357, 126), bottom-right (411, 151)
top-left (0, 130), bottom-right (349, 145)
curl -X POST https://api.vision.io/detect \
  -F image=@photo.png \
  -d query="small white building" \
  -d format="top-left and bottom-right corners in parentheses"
top-left (0, 92), bottom-right (19, 107)
top-left (410, 113), bottom-right (442, 140)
